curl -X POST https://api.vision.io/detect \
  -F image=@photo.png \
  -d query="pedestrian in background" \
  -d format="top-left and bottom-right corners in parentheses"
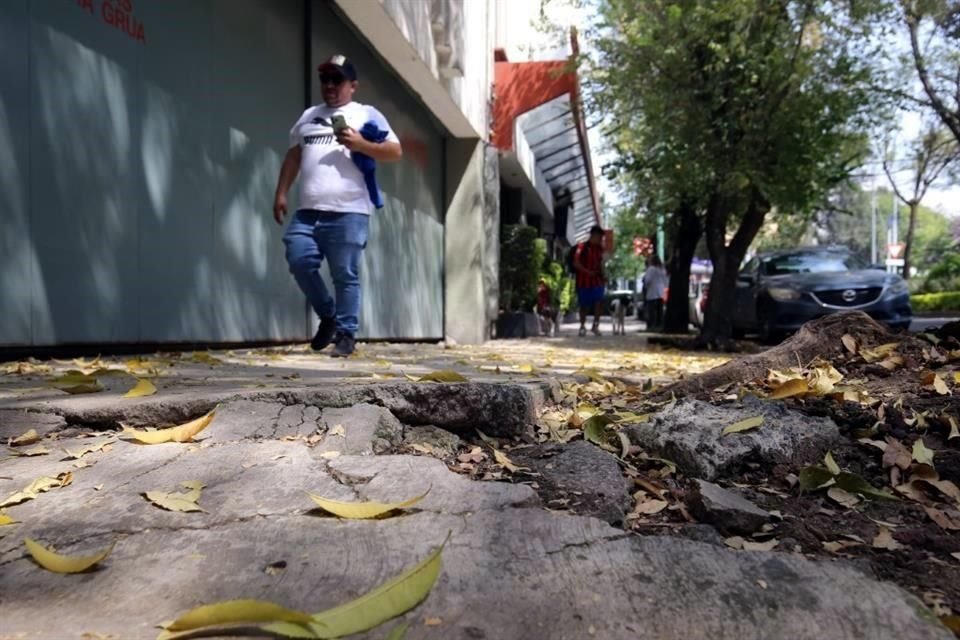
top-left (574, 225), bottom-right (607, 337)
top-left (642, 255), bottom-right (668, 332)
top-left (273, 55), bottom-right (402, 357)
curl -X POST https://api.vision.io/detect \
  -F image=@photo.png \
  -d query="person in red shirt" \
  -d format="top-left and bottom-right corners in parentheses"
top-left (573, 225), bottom-right (606, 337)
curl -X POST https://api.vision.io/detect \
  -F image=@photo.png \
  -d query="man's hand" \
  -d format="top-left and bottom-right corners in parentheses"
top-left (336, 127), bottom-right (364, 151)
top-left (273, 193), bottom-right (288, 225)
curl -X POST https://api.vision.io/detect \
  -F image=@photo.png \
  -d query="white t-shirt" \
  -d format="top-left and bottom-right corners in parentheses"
top-left (288, 101), bottom-right (399, 215)
top-left (642, 266), bottom-right (669, 301)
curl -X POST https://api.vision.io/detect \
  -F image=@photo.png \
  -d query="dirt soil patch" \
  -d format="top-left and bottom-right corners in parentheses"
top-left (434, 313), bottom-right (960, 636)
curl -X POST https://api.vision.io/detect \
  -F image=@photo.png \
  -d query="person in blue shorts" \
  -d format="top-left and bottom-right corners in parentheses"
top-left (573, 225), bottom-right (606, 337)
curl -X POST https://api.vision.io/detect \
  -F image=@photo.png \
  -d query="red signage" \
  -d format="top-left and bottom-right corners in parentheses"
top-left (77, 0), bottom-right (146, 44)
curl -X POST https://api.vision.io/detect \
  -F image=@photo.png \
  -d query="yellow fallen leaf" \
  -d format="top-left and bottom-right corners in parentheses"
top-left (767, 368), bottom-right (804, 386)
top-left (860, 342), bottom-right (900, 363)
top-left (190, 352), bottom-right (223, 366)
top-left (122, 408), bottom-right (216, 444)
top-left (824, 451), bottom-right (842, 476)
top-left (841, 334), bottom-right (857, 354)
top-left (329, 424), bottom-right (346, 438)
top-left (11, 445), bottom-right (51, 457)
top-left (807, 362), bottom-right (843, 395)
top-left (319, 451), bottom-right (341, 459)
top-left (163, 600), bottom-right (314, 633)
top-left (62, 438), bottom-right (116, 460)
top-left (24, 537), bottom-right (114, 573)
top-left (912, 440), bottom-right (935, 467)
top-left (768, 378), bottom-right (809, 400)
top-left (0, 472), bottom-right (72, 508)
top-left (424, 617), bottom-right (443, 626)
top-left (123, 378), bottom-right (157, 398)
top-left (62, 382), bottom-right (105, 395)
top-left (517, 363), bottom-right (537, 374)
top-left (492, 448), bottom-right (526, 473)
top-left (48, 371), bottom-right (98, 386)
top-left (0, 510), bottom-right (18, 525)
top-left (145, 481), bottom-right (205, 512)
top-left (308, 488), bottom-right (429, 519)
top-left (281, 532), bottom-right (448, 639)
top-left (408, 370), bottom-right (468, 383)
top-left (10, 428), bottom-right (39, 446)
top-left (721, 416), bottom-right (764, 436)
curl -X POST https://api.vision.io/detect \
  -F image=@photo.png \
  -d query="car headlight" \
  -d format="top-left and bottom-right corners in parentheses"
top-left (886, 280), bottom-right (909, 297)
top-left (767, 287), bottom-right (802, 302)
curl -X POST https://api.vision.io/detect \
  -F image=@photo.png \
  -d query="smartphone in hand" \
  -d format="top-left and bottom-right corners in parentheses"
top-left (331, 115), bottom-right (349, 134)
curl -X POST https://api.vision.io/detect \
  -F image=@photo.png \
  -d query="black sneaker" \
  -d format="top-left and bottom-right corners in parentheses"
top-left (310, 316), bottom-right (337, 351)
top-left (330, 333), bottom-right (356, 358)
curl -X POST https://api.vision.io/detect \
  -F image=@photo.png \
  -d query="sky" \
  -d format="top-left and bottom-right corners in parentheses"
top-left (533, 0), bottom-right (960, 219)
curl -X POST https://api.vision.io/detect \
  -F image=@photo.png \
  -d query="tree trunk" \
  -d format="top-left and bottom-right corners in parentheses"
top-left (664, 203), bottom-right (702, 333)
top-left (699, 190), bottom-right (770, 346)
top-left (902, 201), bottom-right (919, 279)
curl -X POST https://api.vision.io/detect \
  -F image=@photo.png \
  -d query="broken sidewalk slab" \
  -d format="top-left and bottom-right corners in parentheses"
top-left (627, 398), bottom-right (840, 481)
top-left (403, 424), bottom-right (463, 457)
top-left (513, 440), bottom-right (632, 525)
top-left (0, 509), bottom-right (950, 639)
top-left (686, 479), bottom-right (770, 536)
top-left (0, 381), bottom-right (558, 439)
top-left (315, 403), bottom-right (404, 456)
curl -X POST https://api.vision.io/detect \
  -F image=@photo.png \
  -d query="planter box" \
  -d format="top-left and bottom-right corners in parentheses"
top-left (496, 312), bottom-right (541, 339)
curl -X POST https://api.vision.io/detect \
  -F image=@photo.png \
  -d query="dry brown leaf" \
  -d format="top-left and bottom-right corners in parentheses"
top-left (823, 540), bottom-right (862, 554)
top-left (872, 526), bottom-right (904, 551)
top-left (329, 424), bottom-right (346, 438)
top-left (879, 355), bottom-right (904, 371)
top-left (924, 507), bottom-right (960, 531)
top-left (10, 428), bottom-right (40, 446)
top-left (633, 499), bottom-right (669, 515)
top-left (144, 481), bottom-right (204, 512)
top-left (883, 439), bottom-right (913, 470)
top-left (827, 487), bottom-right (860, 508)
top-left (0, 472), bottom-right (72, 509)
top-left (841, 334), bottom-right (857, 354)
top-left (741, 538), bottom-right (779, 552)
top-left (122, 408), bottom-right (216, 444)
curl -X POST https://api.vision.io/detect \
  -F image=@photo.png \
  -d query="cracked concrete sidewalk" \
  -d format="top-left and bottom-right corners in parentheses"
top-left (0, 343), bottom-right (952, 639)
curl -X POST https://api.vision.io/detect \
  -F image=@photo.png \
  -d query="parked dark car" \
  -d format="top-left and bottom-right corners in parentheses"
top-left (731, 247), bottom-right (912, 342)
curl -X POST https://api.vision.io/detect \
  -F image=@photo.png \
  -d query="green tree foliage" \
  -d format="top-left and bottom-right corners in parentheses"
top-left (499, 225), bottom-right (543, 312)
top-left (901, 0), bottom-right (960, 145)
top-left (591, 0), bottom-right (890, 343)
top-left (605, 204), bottom-right (656, 283)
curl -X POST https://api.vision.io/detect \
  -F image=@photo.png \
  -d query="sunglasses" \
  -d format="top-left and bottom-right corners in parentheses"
top-left (319, 74), bottom-right (347, 86)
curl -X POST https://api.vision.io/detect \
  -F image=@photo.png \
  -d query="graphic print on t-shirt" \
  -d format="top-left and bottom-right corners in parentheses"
top-left (288, 101), bottom-right (399, 215)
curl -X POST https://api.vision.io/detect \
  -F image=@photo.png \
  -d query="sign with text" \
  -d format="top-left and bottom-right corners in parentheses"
top-left (77, 0), bottom-right (146, 44)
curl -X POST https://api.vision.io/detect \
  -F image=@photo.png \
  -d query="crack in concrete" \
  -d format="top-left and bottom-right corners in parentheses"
top-left (543, 532), bottom-right (633, 556)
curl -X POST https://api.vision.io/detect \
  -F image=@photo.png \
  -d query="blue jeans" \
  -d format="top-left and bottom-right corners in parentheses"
top-left (283, 210), bottom-right (369, 336)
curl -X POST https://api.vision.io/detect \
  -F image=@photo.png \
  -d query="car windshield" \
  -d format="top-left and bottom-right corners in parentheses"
top-left (763, 252), bottom-right (864, 276)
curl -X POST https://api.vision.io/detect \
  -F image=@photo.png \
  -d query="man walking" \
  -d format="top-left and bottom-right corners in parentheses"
top-left (273, 55), bottom-right (402, 357)
top-left (573, 225), bottom-right (606, 337)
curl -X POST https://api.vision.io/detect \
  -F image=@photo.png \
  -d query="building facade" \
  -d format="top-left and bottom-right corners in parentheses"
top-left (0, 0), bottom-right (600, 349)
top-left (0, 0), bottom-right (596, 349)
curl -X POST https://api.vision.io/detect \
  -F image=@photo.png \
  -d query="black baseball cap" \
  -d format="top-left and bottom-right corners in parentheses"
top-left (318, 54), bottom-right (358, 81)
